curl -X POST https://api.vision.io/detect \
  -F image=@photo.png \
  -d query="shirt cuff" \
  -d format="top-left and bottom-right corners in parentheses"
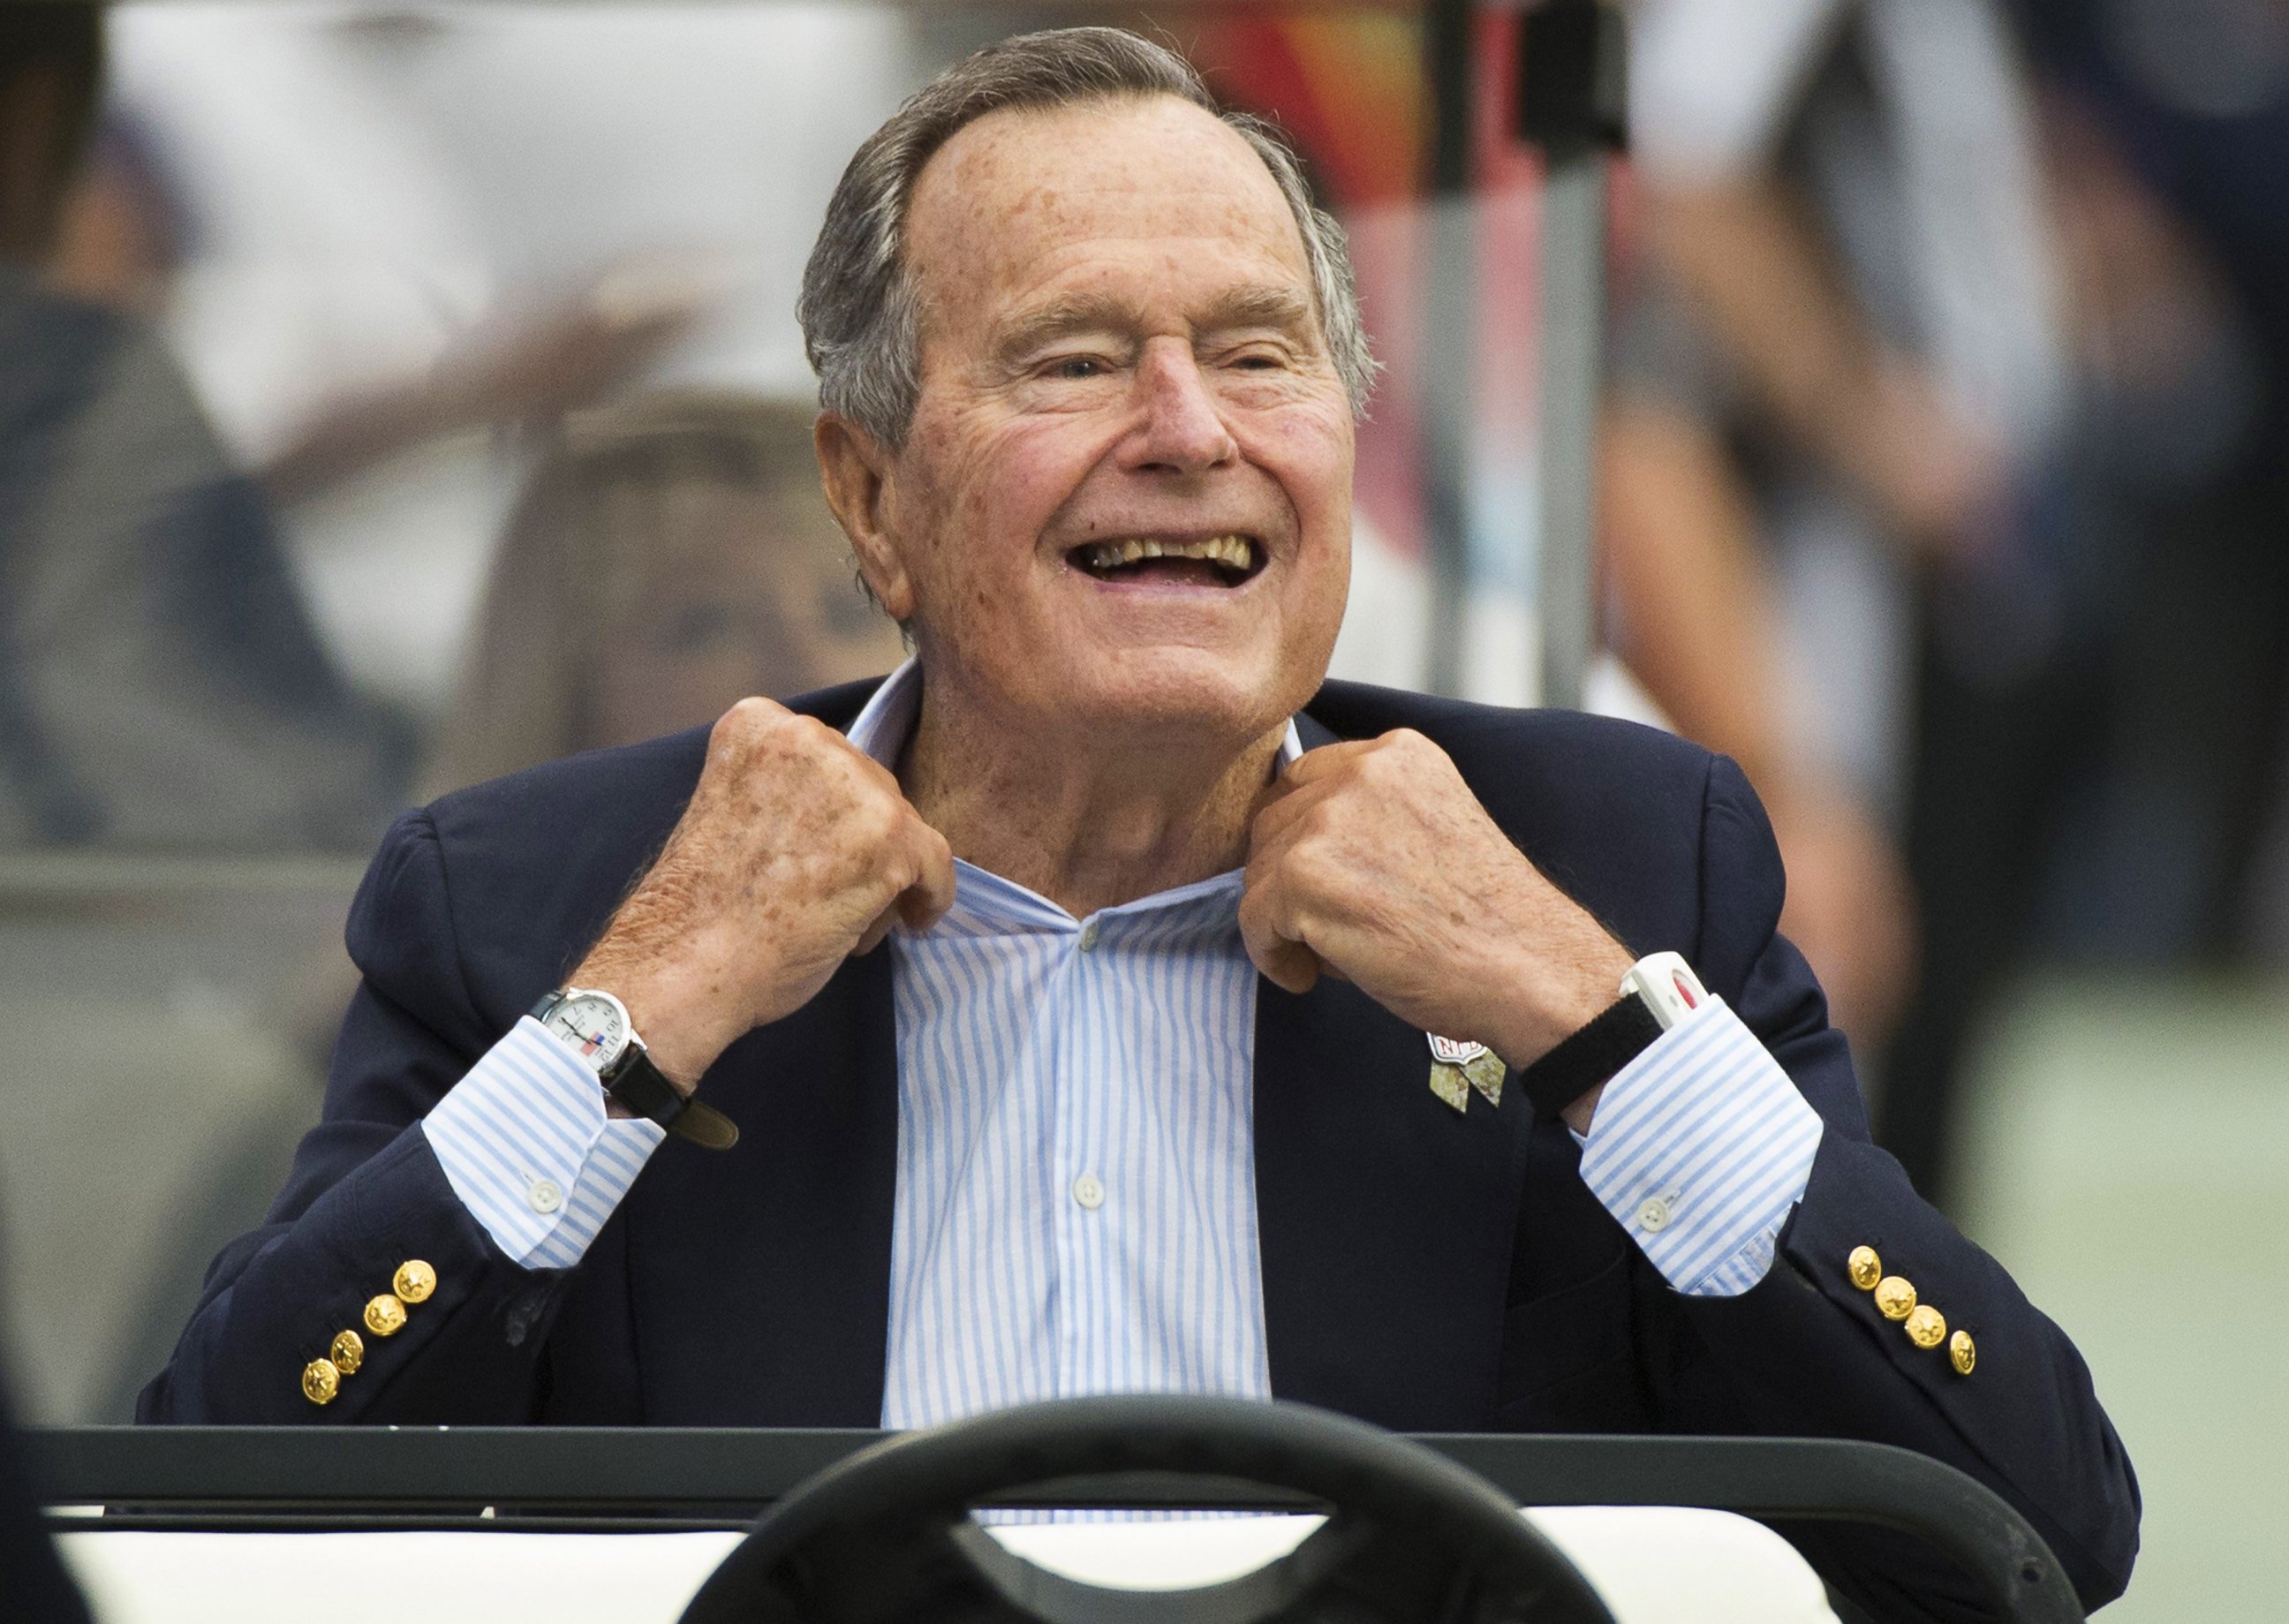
top-left (422, 1016), bottom-right (666, 1269)
top-left (1574, 995), bottom-right (1823, 1296)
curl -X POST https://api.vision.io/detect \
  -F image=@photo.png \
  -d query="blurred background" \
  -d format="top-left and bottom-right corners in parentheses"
top-left (1, 1), bottom-right (2283, 1614)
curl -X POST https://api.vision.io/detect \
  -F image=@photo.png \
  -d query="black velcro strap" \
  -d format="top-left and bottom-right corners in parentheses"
top-left (1515, 994), bottom-right (1664, 1120)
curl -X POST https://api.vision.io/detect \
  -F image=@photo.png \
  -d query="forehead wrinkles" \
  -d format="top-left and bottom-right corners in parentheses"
top-left (903, 99), bottom-right (1311, 339)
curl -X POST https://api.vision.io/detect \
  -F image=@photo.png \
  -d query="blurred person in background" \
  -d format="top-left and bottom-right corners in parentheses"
top-left (98, 1), bottom-right (922, 728)
top-left (3, 4), bottom-right (705, 853)
top-left (0, 4), bottom-right (398, 851)
top-left (1189, 16), bottom-right (1919, 1053)
top-left (43, 49), bottom-right (711, 715)
top-left (2006, 0), bottom-right (2289, 971)
top-left (48, 104), bottom-right (708, 518)
top-left (428, 390), bottom-right (906, 795)
top-left (1598, 404), bottom-right (1920, 1053)
top-left (1620, 0), bottom-right (2117, 1208)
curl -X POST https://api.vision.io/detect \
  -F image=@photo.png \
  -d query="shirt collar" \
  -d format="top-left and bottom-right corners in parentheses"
top-left (846, 657), bottom-right (1305, 935)
top-left (844, 656), bottom-right (1305, 771)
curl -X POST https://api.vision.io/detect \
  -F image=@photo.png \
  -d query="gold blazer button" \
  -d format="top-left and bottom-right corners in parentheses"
top-left (394, 1260), bottom-right (436, 1304)
top-left (1873, 1276), bottom-right (1917, 1322)
top-left (364, 1294), bottom-right (408, 1338)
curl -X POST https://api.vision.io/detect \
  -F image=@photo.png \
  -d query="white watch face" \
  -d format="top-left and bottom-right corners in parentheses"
top-left (542, 991), bottom-right (629, 1074)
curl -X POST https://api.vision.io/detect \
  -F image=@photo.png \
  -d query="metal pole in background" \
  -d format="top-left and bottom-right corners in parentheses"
top-left (1419, 0), bottom-right (1477, 700)
top-left (1518, 0), bottom-right (1627, 711)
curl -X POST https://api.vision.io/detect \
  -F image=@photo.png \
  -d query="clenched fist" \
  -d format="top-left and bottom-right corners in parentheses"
top-left (1240, 730), bottom-right (1633, 1123)
top-left (572, 698), bottom-right (954, 1086)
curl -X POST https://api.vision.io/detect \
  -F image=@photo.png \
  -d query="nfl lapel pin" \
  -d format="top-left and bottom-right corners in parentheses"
top-left (1428, 1034), bottom-right (1507, 1113)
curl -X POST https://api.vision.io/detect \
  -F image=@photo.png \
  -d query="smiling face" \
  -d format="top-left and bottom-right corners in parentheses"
top-left (827, 94), bottom-right (1355, 755)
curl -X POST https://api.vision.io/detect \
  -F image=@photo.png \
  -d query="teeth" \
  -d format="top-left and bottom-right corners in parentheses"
top-left (1078, 535), bottom-right (1256, 573)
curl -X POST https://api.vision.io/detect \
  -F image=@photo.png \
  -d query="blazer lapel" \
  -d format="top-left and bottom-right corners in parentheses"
top-left (1253, 712), bottom-right (1537, 1429)
top-left (623, 948), bottom-right (901, 1425)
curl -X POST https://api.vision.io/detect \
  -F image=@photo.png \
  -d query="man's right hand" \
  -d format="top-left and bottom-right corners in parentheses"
top-left (570, 698), bottom-right (955, 1088)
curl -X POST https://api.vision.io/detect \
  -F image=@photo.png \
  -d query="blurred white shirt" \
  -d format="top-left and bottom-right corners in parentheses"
top-left (105, 2), bottom-right (924, 714)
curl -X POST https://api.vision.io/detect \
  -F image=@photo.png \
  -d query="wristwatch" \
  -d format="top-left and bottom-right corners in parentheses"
top-left (1514, 951), bottom-right (1708, 1120)
top-left (530, 987), bottom-right (739, 1150)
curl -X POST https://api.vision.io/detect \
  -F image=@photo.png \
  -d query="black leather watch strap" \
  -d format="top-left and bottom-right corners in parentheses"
top-left (602, 1047), bottom-right (740, 1151)
top-left (1515, 993), bottom-right (1664, 1120)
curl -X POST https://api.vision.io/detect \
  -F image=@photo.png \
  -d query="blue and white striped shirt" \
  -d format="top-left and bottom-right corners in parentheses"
top-left (881, 859), bottom-right (1274, 1428)
top-left (423, 659), bottom-right (1822, 1426)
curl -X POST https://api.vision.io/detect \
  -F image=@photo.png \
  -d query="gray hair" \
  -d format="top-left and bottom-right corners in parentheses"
top-left (798, 26), bottom-right (1375, 449)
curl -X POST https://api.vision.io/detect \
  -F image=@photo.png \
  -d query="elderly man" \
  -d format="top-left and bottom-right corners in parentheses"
top-left (144, 27), bottom-right (2135, 1617)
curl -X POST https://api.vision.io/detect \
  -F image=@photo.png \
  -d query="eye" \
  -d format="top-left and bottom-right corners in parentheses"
top-left (1046, 355), bottom-right (1107, 380)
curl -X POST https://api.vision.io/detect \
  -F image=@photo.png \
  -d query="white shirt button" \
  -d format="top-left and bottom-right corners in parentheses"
top-left (527, 1178), bottom-right (563, 1215)
top-left (1635, 1195), bottom-right (1671, 1233)
top-left (1078, 918), bottom-right (1101, 951)
top-left (1072, 1172), bottom-right (1106, 1211)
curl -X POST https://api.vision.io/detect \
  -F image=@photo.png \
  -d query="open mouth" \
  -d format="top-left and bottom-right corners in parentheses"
top-left (1067, 534), bottom-right (1264, 588)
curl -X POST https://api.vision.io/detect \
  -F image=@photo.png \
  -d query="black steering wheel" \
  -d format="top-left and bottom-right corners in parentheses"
top-left (678, 1394), bottom-right (1616, 1624)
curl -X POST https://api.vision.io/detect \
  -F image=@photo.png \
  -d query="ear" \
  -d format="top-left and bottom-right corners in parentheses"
top-left (815, 412), bottom-right (916, 623)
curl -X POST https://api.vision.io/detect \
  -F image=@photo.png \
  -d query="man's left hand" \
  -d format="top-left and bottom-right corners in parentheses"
top-left (1240, 730), bottom-right (1634, 1127)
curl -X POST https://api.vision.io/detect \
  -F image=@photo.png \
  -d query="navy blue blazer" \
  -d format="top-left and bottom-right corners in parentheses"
top-left (140, 680), bottom-right (2136, 1619)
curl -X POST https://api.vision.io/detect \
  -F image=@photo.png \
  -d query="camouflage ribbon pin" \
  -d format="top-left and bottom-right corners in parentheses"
top-left (1427, 1034), bottom-right (1507, 1113)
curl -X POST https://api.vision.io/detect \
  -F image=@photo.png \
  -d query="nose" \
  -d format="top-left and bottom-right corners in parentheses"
top-left (1123, 340), bottom-right (1238, 474)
